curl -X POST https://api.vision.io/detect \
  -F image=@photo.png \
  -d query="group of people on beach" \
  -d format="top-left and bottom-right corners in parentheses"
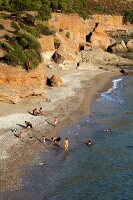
top-left (32, 107), bottom-right (46, 116)
top-left (43, 136), bottom-right (69, 152)
top-left (13, 105), bottom-right (112, 152)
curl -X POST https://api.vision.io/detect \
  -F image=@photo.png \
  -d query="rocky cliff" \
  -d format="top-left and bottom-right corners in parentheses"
top-left (41, 13), bottom-right (133, 65)
top-left (0, 63), bottom-right (45, 103)
top-left (0, 13), bottom-right (133, 103)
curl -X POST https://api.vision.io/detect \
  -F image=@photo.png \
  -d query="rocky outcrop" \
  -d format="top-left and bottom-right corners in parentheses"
top-left (127, 39), bottom-right (133, 51)
top-left (90, 26), bottom-right (111, 50)
top-left (40, 13), bottom-right (133, 66)
top-left (79, 47), bottom-right (133, 67)
top-left (107, 39), bottom-right (133, 53)
top-left (111, 40), bottom-right (128, 52)
top-left (0, 63), bottom-right (45, 103)
top-left (46, 75), bottom-right (63, 86)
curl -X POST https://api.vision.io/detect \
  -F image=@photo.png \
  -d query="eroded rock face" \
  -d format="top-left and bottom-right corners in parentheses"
top-left (90, 26), bottom-right (111, 50)
top-left (80, 47), bottom-right (133, 67)
top-left (112, 40), bottom-right (128, 52)
top-left (0, 64), bottom-right (45, 103)
top-left (127, 39), bottom-right (133, 51)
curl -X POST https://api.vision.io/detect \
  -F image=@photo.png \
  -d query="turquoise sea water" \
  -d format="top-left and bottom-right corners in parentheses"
top-left (1, 75), bottom-right (133, 200)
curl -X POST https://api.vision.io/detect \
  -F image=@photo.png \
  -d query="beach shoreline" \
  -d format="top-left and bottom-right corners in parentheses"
top-left (0, 66), bottom-right (120, 192)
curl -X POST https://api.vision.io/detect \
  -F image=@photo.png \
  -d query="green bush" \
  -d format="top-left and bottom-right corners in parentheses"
top-left (26, 27), bottom-right (41, 38)
top-left (37, 24), bottom-right (55, 35)
top-left (24, 49), bottom-right (41, 69)
top-left (0, 24), bottom-right (4, 30)
top-left (3, 53), bottom-right (20, 66)
top-left (24, 14), bottom-right (35, 25)
top-left (9, 41), bottom-right (27, 65)
top-left (1, 24), bottom-right (42, 70)
top-left (0, 41), bottom-right (14, 52)
top-left (66, 31), bottom-right (70, 38)
top-left (23, 31), bottom-right (41, 53)
top-left (18, 21), bottom-right (26, 29)
top-left (11, 21), bottom-right (21, 31)
top-left (19, 38), bottom-right (28, 48)
top-left (78, 11), bottom-right (88, 20)
top-left (0, 13), bottom-right (8, 19)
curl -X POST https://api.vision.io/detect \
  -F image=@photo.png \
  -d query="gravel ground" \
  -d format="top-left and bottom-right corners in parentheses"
top-left (0, 65), bottom-right (119, 191)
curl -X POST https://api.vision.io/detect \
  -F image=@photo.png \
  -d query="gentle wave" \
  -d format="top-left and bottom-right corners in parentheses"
top-left (97, 77), bottom-right (123, 103)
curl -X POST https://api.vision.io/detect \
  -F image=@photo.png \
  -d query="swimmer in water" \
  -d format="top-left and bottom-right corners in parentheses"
top-left (64, 138), bottom-right (69, 152)
top-left (104, 129), bottom-right (112, 132)
top-left (86, 140), bottom-right (93, 146)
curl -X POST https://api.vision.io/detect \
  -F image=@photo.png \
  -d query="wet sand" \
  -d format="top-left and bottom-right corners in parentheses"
top-left (0, 66), bottom-right (120, 192)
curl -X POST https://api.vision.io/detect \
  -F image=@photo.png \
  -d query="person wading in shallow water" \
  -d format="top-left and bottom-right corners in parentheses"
top-left (86, 139), bottom-right (93, 146)
top-left (64, 138), bottom-right (69, 152)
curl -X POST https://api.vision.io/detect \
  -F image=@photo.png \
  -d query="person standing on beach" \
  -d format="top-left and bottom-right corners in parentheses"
top-left (64, 138), bottom-right (69, 152)
top-left (42, 136), bottom-right (46, 144)
top-left (54, 117), bottom-right (58, 126)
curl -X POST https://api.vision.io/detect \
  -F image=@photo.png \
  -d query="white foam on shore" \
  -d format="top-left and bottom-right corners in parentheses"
top-left (97, 77), bottom-right (123, 103)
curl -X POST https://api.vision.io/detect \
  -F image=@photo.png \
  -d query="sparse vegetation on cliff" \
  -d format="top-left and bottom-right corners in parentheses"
top-left (0, 0), bottom-right (133, 70)
top-left (0, 21), bottom-right (42, 69)
top-left (0, 0), bottom-right (133, 21)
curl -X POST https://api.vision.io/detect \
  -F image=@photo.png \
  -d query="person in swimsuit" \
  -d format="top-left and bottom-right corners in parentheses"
top-left (86, 139), bottom-right (92, 146)
top-left (104, 129), bottom-right (112, 132)
top-left (32, 108), bottom-right (39, 116)
top-left (42, 136), bottom-right (46, 144)
top-left (64, 138), bottom-right (69, 152)
top-left (54, 117), bottom-right (58, 126)
top-left (25, 121), bottom-right (33, 130)
top-left (39, 107), bottom-right (46, 116)
top-left (51, 137), bottom-right (61, 145)
top-left (18, 132), bottom-right (22, 139)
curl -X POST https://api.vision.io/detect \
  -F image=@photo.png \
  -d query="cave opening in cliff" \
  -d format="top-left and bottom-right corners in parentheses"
top-left (52, 52), bottom-right (62, 63)
top-left (86, 32), bottom-right (92, 42)
top-left (107, 46), bottom-right (113, 53)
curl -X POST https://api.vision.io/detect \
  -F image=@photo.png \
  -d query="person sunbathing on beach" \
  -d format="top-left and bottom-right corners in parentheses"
top-left (38, 107), bottom-right (46, 116)
top-left (32, 108), bottom-right (39, 116)
top-left (18, 132), bottom-right (22, 139)
top-left (25, 121), bottom-right (33, 130)
top-left (51, 137), bottom-right (61, 145)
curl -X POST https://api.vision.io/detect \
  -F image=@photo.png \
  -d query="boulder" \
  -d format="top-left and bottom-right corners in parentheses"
top-left (127, 39), bottom-right (133, 52)
top-left (47, 75), bottom-right (63, 87)
top-left (112, 40), bottom-right (128, 53)
top-left (90, 27), bottom-right (111, 50)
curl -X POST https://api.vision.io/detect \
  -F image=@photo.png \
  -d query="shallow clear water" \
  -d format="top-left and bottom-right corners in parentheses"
top-left (1, 76), bottom-right (133, 200)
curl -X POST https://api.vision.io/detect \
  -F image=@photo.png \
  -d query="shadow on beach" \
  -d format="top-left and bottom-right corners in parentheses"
top-left (45, 119), bottom-right (55, 127)
top-left (16, 123), bottom-right (25, 128)
top-left (27, 111), bottom-right (35, 116)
